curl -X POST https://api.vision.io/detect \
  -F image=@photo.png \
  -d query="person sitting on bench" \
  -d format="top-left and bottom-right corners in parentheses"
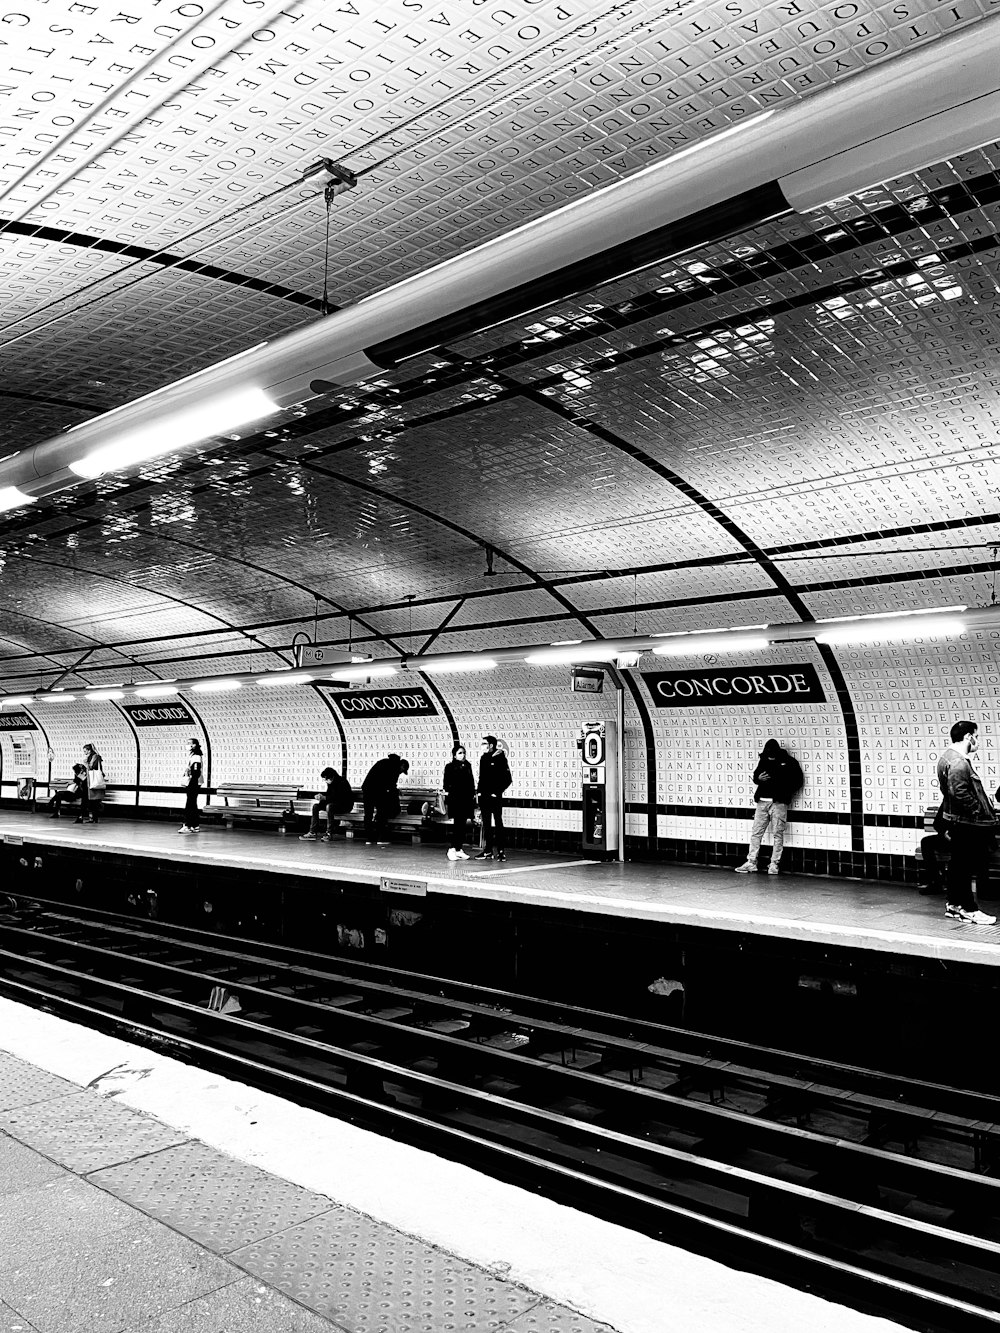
top-left (46, 764), bottom-right (87, 818)
top-left (301, 766), bottom-right (355, 840)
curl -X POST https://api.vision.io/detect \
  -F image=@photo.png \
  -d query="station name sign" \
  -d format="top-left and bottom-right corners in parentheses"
top-left (642, 664), bottom-right (826, 707)
top-left (331, 687), bottom-right (438, 718)
top-left (122, 702), bottom-right (196, 727)
top-left (0, 713), bottom-right (37, 731)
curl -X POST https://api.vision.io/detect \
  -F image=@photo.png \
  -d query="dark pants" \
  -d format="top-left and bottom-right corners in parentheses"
top-left (449, 804), bottom-right (472, 850)
top-left (919, 834), bottom-right (947, 893)
top-left (184, 783), bottom-right (200, 829)
top-left (363, 792), bottom-right (397, 841)
top-left (946, 824), bottom-right (995, 911)
top-left (79, 789), bottom-right (102, 822)
top-left (48, 791), bottom-right (80, 817)
top-left (480, 793), bottom-right (504, 851)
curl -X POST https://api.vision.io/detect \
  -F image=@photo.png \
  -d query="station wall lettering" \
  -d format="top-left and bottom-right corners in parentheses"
top-left (122, 702), bottom-right (196, 727)
top-left (642, 665), bottom-right (826, 707)
top-left (331, 688), bottom-right (438, 718)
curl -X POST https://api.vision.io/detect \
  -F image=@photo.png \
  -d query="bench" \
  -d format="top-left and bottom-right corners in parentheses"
top-left (337, 786), bottom-right (455, 846)
top-left (207, 783), bottom-right (303, 830)
top-left (915, 805), bottom-right (1000, 873)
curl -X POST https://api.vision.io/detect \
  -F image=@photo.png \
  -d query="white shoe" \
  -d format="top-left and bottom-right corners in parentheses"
top-left (456, 849), bottom-right (470, 859)
top-left (447, 848), bottom-right (460, 860)
top-left (734, 862), bottom-right (756, 873)
top-left (178, 827), bottom-right (192, 835)
top-left (767, 865), bottom-right (779, 875)
top-left (959, 908), bottom-right (997, 926)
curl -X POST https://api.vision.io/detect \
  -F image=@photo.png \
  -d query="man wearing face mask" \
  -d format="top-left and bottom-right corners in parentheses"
top-left (936, 720), bottom-right (998, 925)
top-left (475, 735), bottom-right (512, 863)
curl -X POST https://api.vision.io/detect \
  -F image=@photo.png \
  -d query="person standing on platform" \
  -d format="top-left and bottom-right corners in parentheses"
top-left (77, 741), bottom-right (106, 824)
top-left (178, 738), bottom-right (203, 835)
top-left (46, 764), bottom-right (87, 818)
top-left (735, 738), bottom-right (803, 875)
top-left (936, 720), bottom-right (998, 926)
top-left (442, 743), bottom-right (475, 861)
top-left (301, 766), bottom-right (354, 841)
top-left (475, 735), bottom-right (512, 863)
top-left (362, 753), bottom-right (409, 846)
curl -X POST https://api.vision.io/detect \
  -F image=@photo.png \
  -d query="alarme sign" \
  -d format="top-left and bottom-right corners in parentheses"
top-left (331, 687), bottom-right (438, 718)
top-left (642, 664), bottom-right (826, 707)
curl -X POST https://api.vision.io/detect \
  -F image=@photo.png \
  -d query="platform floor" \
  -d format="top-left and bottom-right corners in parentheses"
top-left (1, 809), bottom-right (997, 967)
top-left (0, 998), bottom-right (899, 1333)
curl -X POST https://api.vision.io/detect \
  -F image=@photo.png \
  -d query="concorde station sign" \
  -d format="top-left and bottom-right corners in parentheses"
top-left (642, 665), bottom-right (826, 707)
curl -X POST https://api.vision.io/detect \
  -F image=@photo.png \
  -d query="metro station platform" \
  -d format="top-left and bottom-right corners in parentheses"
top-left (0, 808), bottom-right (994, 969)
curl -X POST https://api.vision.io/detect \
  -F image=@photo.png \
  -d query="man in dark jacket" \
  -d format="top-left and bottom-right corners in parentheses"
top-left (361, 753), bottom-right (409, 846)
top-left (475, 735), bottom-right (512, 863)
top-left (735, 738), bottom-right (803, 875)
top-left (936, 719), bottom-right (997, 925)
top-left (300, 766), bottom-right (355, 841)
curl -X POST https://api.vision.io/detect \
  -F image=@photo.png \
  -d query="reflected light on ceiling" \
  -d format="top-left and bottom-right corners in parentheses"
top-left (69, 387), bottom-right (280, 479)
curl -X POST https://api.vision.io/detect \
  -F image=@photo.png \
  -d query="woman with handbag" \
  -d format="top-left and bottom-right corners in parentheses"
top-left (179, 738), bottom-right (203, 834)
top-left (442, 742), bottom-right (475, 861)
top-left (77, 742), bottom-right (106, 824)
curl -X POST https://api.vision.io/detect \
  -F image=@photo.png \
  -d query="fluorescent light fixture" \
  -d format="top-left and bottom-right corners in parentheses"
top-left (816, 604), bottom-right (966, 623)
top-left (191, 678), bottom-right (241, 693)
top-left (0, 486), bottom-right (36, 514)
top-left (2, 695), bottom-right (34, 705)
top-left (652, 635), bottom-right (771, 656)
top-left (69, 387), bottom-right (280, 479)
top-left (327, 664), bottom-right (397, 681)
top-left (86, 690), bottom-right (125, 701)
top-left (256, 672), bottom-right (314, 687)
top-left (40, 693), bottom-right (77, 702)
top-left (525, 644), bottom-right (623, 666)
top-left (133, 684), bottom-right (178, 698)
top-left (816, 615), bottom-right (965, 645)
top-left (412, 657), bottom-right (497, 675)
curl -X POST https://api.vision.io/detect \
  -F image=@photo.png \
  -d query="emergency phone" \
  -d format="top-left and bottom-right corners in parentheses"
top-left (580, 719), bottom-right (619, 856)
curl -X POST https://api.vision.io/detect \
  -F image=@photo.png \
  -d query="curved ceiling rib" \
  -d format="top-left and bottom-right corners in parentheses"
top-left (0, 603), bottom-right (168, 684)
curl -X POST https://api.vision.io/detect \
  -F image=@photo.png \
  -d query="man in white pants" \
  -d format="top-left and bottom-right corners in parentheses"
top-left (735, 738), bottom-right (803, 876)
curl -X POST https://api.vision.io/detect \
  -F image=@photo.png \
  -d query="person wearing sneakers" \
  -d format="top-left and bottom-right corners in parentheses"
top-left (936, 720), bottom-right (998, 926)
top-left (734, 738), bottom-right (803, 876)
top-left (301, 767), bottom-right (354, 841)
top-left (442, 743), bottom-right (475, 861)
top-left (475, 735), bottom-right (512, 863)
top-left (178, 738), bottom-right (203, 835)
top-left (361, 753), bottom-right (409, 846)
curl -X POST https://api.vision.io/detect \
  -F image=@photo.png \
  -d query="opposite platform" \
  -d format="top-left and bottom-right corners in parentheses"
top-left (0, 809), bottom-right (996, 968)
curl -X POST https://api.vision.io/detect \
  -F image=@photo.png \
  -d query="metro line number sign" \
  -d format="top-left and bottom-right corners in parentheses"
top-left (642, 664), bottom-right (826, 707)
top-left (331, 687), bottom-right (438, 718)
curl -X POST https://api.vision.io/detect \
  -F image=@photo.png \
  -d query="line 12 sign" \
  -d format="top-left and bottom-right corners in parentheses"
top-left (331, 687), bottom-right (438, 718)
top-left (642, 664), bottom-right (826, 707)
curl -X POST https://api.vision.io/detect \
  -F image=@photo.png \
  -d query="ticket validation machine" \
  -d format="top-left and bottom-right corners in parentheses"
top-left (580, 720), bottom-right (619, 857)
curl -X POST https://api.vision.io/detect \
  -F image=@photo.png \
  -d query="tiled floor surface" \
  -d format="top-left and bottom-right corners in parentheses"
top-left (0, 1051), bottom-right (612, 1333)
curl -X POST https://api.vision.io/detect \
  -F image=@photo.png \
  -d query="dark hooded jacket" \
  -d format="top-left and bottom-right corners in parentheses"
top-left (478, 747), bottom-right (512, 798)
top-left (362, 754), bottom-right (405, 798)
top-left (752, 740), bottom-right (803, 804)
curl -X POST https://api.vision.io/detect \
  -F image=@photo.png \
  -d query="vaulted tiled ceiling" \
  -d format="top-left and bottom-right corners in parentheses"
top-left (1, 0), bottom-right (999, 690)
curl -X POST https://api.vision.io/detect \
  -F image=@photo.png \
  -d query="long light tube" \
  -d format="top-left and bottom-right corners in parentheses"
top-left (815, 615), bottom-right (966, 645)
top-left (39, 693), bottom-right (77, 702)
top-left (69, 388), bottom-right (280, 479)
top-left (323, 665), bottom-right (398, 681)
top-left (133, 684), bottom-right (178, 698)
top-left (652, 635), bottom-right (771, 657)
top-left (1, 696), bottom-right (34, 705)
top-left (191, 678), bottom-right (241, 693)
top-left (256, 672), bottom-right (315, 687)
top-left (0, 486), bottom-right (36, 514)
top-left (85, 690), bottom-right (125, 701)
top-left (524, 644), bottom-right (624, 666)
top-left (411, 658), bottom-right (497, 674)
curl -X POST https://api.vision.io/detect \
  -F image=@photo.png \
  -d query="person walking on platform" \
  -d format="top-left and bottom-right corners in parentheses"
top-left (47, 764), bottom-right (87, 818)
top-left (936, 720), bottom-right (998, 926)
top-left (362, 753), bottom-right (409, 846)
top-left (77, 741), bottom-right (106, 824)
top-left (735, 738), bottom-right (803, 875)
top-left (178, 738), bottom-right (203, 835)
top-left (301, 766), bottom-right (354, 840)
top-left (475, 735), bottom-right (512, 863)
top-left (442, 743), bottom-right (475, 861)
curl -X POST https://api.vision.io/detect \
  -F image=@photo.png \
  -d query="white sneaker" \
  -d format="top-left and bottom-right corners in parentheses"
top-left (447, 848), bottom-right (460, 860)
top-left (734, 862), bottom-right (756, 873)
top-left (178, 827), bottom-right (192, 835)
top-left (767, 866), bottom-right (780, 875)
top-left (456, 849), bottom-right (470, 859)
top-left (961, 908), bottom-right (997, 926)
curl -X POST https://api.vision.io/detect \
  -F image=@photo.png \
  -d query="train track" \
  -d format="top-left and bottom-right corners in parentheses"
top-left (1, 891), bottom-right (999, 1331)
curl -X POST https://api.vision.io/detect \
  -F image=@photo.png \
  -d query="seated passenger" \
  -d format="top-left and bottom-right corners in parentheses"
top-left (300, 766), bottom-right (355, 841)
top-left (46, 764), bottom-right (87, 818)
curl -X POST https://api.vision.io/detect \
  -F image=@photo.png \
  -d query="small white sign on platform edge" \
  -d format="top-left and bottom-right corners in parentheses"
top-left (380, 876), bottom-right (427, 897)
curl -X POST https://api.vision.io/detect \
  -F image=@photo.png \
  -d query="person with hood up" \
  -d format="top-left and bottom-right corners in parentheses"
top-left (735, 738), bottom-right (803, 875)
top-left (361, 752), bottom-right (409, 846)
top-left (300, 766), bottom-right (356, 841)
top-left (442, 743), bottom-right (475, 861)
top-left (475, 735), bottom-right (512, 863)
